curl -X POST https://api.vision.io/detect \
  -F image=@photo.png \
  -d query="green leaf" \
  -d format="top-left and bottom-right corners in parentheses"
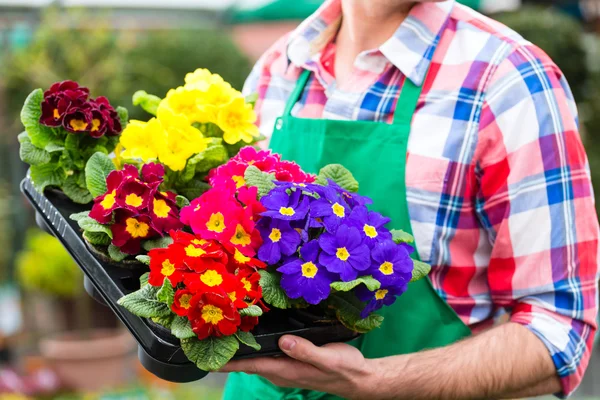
top-left (64, 133), bottom-right (81, 152)
top-left (83, 231), bottom-right (111, 246)
top-left (117, 284), bottom-right (171, 318)
top-left (136, 255), bottom-right (151, 266)
top-left (62, 174), bottom-right (93, 204)
top-left (142, 236), bottom-right (173, 251)
top-left (331, 276), bottom-right (381, 292)
top-left (186, 139), bottom-right (229, 175)
top-left (391, 229), bottom-right (414, 244)
top-left (235, 331), bottom-right (261, 351)
top-left (181, 335), bottom-right (239, 372)
top-left (18, 132), bottom-right (52, 165)
top-left (245, 92), bottom-right (259, 107)
top-left (176, 178), bottom-right (211, 200)
top-left (77, 216), bottom-right (113, 238)
top-left (239, 305), bottom-right (263, 317)
top-left (244, 166), bottom-right (276, 198)
top-left (116, 106), bottom-right (129, 130)
top-left (411, 260), bottom-right (431, 283)
top-left (44, 142), bottom-right (65, 153)
top-left (316, 164), bottom-right (359, 193)
top-left (69, 211), bottom-right (90, 222)
top-left (30, 164), bottom-right (66, 192)
top-left (171, 316), bottom-right (196, 339)
top-left (327, 292), bottom-right (383, 334)
top-left (85, 152), bottom-right (116, 198)
top-left (132, 90), bottom-right (161, 116)
top-left (21, 89), bottom-right (58, 148)
top-left (108, 243), bottom-right (128, 262)
top-left (258, 269), bottom-right (292, 309)
top-left (176, 195), bottom-right (190, 208)
top-left (140, 272), bottom-right (150, 287)
top-left (151, 314), bottom-right (174, 329)
top-left (157, 278), bottom-right (175, 306)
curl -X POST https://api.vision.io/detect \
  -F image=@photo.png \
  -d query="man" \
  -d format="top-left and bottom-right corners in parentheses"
top-left (221, 1), bottom-right (600, 398)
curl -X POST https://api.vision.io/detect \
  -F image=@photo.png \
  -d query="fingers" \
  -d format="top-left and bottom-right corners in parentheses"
top-left (278, 335), bottom-right (343, 370)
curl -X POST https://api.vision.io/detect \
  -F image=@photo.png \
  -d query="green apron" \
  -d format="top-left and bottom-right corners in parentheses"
top-left (224, 57), bottom-right (471, 400)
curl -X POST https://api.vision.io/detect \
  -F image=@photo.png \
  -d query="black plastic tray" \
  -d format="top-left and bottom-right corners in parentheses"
top-left (21, 177), bottom-right (360, 383)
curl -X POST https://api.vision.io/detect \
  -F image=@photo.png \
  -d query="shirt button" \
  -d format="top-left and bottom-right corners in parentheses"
top-left (275, 119), bottom-right (283, 130)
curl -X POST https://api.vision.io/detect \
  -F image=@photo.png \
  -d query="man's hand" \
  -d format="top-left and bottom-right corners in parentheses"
top-left (220, 335), bottom-right (374, 399)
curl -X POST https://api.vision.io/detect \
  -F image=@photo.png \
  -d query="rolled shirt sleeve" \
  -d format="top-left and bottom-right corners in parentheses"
top-left (475, 45), bottom-right (600, 397)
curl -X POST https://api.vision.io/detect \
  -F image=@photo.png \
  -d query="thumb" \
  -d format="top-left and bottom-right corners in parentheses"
top-left (278, 335), bottom-right (340, 370)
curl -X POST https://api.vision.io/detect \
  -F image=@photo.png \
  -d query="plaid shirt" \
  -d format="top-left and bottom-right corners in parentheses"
top-left (243, 0), bottom-right (600, 397)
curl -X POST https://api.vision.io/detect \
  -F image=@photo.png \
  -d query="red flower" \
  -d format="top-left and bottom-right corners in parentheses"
top-left (169, 231), bottom-right (229, 272)
top-left (226, 209), bottom-right (262, 256)
top-left (237, 268), bottom-right (262, 305)
top-left (273, 160), bottom-right (315, 183)
top-left (43, 80), bottom-right (89, 98)
top-left (111, 211), bottom-right (158, 255)
top-left (225, 279), bottom-right (249, 309)
top-left (185, 192), bottom-right (241, 241)
top-left (185, 263), bottom-right (234, 294)
top-left (231, 146), bottom-right (279, 171)
top-left (208, 160), bottom-right (248, 190)
top-left (237, 186), bottom-right (266, 222)
top-left (224, 246), bottom-right (266, 273)
top-left (141, 163), bottom-right (166, 185)
top-left (115, 179), bottom-right (155, 213)
top-left (63, 107), bottom-right (92, 134)
top-left (172, 289), bottom-right (195, 316)
top-left (188, 292), bottom-right (241, 340)
top-left (239, 316), bottom-right (259, 332)
top-left (149, 193), bottom-right (183, 233)
top-left (148, 246), bottom-right (185, 286)
top-left (89, 166), bottom-right (138, 224)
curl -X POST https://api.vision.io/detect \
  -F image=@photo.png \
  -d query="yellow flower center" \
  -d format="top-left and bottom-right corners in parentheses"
top-left (269, 228), bottom-right (282, 243)
top-left (125, 218), bottom-right (150, 238)
top-left (200, 270), bottom-right (223, 287)
top-left (336, 247), bottom-right (350, 261)
top-left (53, 109), bottom-right (60, 119)
top-left (69, 119), bottom-right (88, 131)
top-left (232, 175), bottom-right (245, 189)
top-left (279, 207), bottom-right (295, 216)
top-left (185, 244), bottom-right (206, 257)
top-left (160, 259), bottom-right (176, 277)
top-left (332, 203), bottom-right (345, 218)
top-left (153, 198), bottom-right (171, 218)
top-left (364, 224), bottom-right (378, 238)
top-left (201, 304), bottom-right (224, 325)
top-left (178, 294), bottom-right (193, 309)
top-left (375, 289), bottom-right (389, 300)
top-left (125, 193), bottom-right (143, 208)
top-left (301, 262), bottom-right (318, 278)
top-left (206, 212), bottom-right (226, 233)
top-left (100, 190), bottom-right (116, 210)
top-left (234, 249), bottom-right (251, 264)
top-left (379, 262), bottom-right (394, 275)
top-left (231, 224), bottom-right (251, 246)
top-left (192, 239), bottom-right (207, 246)
top-left (241, 277), bottom-right (252, 292)
top-left (228, 292), bottom-right (237, 302)
top-left (91, 119), bottom-right (101, 132)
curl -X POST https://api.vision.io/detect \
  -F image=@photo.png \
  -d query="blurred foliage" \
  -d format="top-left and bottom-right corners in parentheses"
top-left (2, 7), bottom-right (252, 139)
top-left (16, 229), bottom-right (82, 297)
top-left (0, 182), bottom-right (13, 283)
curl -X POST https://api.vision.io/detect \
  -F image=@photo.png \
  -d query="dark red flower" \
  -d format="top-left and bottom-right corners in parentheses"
top-left (89, 165), bottom-right (140, 224)
top-left (92, 96), bottom-right (122, 137)
top-left (43, 80), bottom-right (89, 98)
top-left (141, 163), bottom-right (165, 184)
top-left (115, 179), bottom-right (155, 213)
top-left (149, 193), bottom-right (183, 233)
top-left (63, 107), bottom-right (92, 134)
top-left (188, 292), bottom-right (241, 340)
top-left (111, 211), bottom-right (158, 255)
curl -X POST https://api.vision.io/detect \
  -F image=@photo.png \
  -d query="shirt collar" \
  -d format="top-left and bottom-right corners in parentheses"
top-left (286, 0), bottom-right (455, 86)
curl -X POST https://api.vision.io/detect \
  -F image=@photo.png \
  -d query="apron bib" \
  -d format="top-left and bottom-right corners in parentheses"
top-left (224, 58), bottom-right (471, 400)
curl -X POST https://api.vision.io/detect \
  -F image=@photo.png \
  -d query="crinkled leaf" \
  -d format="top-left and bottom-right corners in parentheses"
top-left (85, 152), bottom-right (116, 198)
top-left (117, 284), bottom-right (171, 318)
top-left (331, 276), bottom-right (381, 292)
top-left (316, 164), bottom-right (359, 193)
top-left (116, 106), bottom-right (129, 130)
top-left (157, 277), bottom-right (175, 306)
top-left (142, 236), bottom-right (174, 251)
top-left (411, 260), bottom-right (431, 283)
top-left (108, 243), bottom-right (128, 262)
top-left (30, 164), bottom-right (66, 193)
top-left (136, 255), bottom-right (151, 266)
top-left (235, 331), bottom-right (261, 351)
top-left (188, 139), bottom-right (229, 174)
top-left (181, 335), bottom-right (239, 372)
top-left (391, 229), bottom-right (414, 244)
top-left (244, 166), bottom-right (276, 198)
top-left (239, 305), bottom-right (263, 317)
top-left (64, 133), bottom-right (81, 152)
top-left (151, 314), bottom-right (174, 329)
top-left (132, 91), bottom-right (161, 116)
top-left (176, 195), bottom-right (190, 208)
top-left (18, 132), bottom-right (52, 165)
top-left (83, 231), bottom-right (111, 246)
top-left (176, 178), bottom-right (211, 200)
top-left (69, 211), bottom-right (89, 222)
top-left (258, 269), bottom-right (292, 309)
top-left (62, 174), bottom-right (93, 204)
top-left (140, 272), bottom-right (150, 287)
top-left (44, 142), bottom-right (65, 153)
top-left (171, 316), bottom-right (196, 339)
top-left (21, 89), bottom-right (58, 148)
top-left (327, 292), bottom-right (383, 334)
top-left (77, 216), bottom-right (113, 238)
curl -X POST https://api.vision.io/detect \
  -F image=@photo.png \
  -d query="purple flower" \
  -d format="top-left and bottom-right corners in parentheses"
top-left (277, 240), bottom-right (337, 305)
top-left (261, 188), bottom-right (309, 221)
top-left (310, 186), bottom-right (350, 232)
top-left (368, 240), bottom-right (413, 287)
top-left (356, 284), bottom-right (406, 319)
top-left (347, 206), bottom-right (392, 248)
top-left (258, 219), bottom-right (302, 264)
top-left (327, 180), bottom-right (372, 208)
top-left (319, 224), bottom-right (371, 281)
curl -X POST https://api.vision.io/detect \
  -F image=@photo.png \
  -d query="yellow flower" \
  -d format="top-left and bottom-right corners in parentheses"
top-left (157, 108), bottom-right (208, 171)
top-left (218, 97), bottom-right (260, 145)
top-left (184, 68), bottom-right (225, 92)
top-left (119, 119), bottom-right (165, 161)
top-left (157, 87), bottom-right (205, 123)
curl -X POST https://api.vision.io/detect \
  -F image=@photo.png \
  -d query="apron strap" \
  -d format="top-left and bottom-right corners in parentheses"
top-left (285, 70), bottom-right (312, 116)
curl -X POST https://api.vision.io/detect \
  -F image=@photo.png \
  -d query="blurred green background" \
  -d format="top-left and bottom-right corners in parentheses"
top-left (1, 0), bottom-right (600, 399)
